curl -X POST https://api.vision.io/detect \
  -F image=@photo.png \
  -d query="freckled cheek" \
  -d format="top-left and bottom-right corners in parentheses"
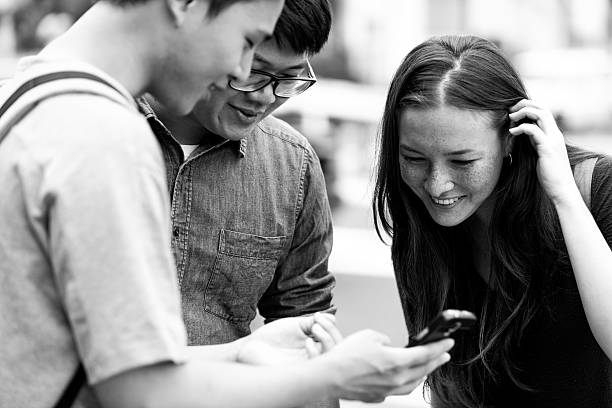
top-left (399, 162), bottom-right (422, 188)
top-left (464, 161), bottom-right (502, 195)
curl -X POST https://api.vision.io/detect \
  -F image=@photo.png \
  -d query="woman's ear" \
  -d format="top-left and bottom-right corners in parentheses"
top-left (505, 132), bottom-right (517, 156)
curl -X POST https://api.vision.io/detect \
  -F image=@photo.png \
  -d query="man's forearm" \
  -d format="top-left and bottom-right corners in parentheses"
top-left (185, 339), bottom-right (245, 362)
top-left (95, 356), bottom-right (334, 408)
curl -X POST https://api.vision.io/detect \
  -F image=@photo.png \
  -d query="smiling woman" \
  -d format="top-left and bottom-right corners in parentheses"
top-left (398, 106), bottom-right (504, 227)
top-left (373, 34), bottom-right (612, 408)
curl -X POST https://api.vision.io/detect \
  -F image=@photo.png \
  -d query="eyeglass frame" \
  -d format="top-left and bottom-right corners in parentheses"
top-left (228, 60), bottom-right (317, 98)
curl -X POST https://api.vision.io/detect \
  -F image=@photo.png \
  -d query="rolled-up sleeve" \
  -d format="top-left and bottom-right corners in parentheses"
top-left (258, 145), bottom-right (336, 321)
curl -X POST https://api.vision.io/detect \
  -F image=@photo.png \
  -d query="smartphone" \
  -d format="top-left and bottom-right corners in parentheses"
top-left (406, 309), bottom-right (477, 347)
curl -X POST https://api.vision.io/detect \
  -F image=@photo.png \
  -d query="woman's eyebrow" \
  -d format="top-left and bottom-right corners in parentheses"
top-left (445, 149), bottom-right (476, 156)
top-left (399, 145), bottom-right (421, 153)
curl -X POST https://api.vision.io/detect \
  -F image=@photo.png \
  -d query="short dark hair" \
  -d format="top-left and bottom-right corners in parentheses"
top-left (272, 0), bottom-right (332, 56)
top-left (103, 0), bottom-right (255, 18)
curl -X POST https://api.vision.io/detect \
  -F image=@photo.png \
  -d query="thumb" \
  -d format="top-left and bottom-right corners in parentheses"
top-left (305, 337), bottom-right (322, 358)
top-left (299, 315), bottom-right (317, 337)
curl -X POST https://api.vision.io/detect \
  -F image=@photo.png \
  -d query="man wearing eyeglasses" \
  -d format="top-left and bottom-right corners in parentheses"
top-left (139, 0), bottom-right (335, 362)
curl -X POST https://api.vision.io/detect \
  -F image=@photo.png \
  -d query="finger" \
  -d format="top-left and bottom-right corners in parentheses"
top-left (388, 376), bottom-right (426, 396)
top-left (508, 106), bottom-right (544, 125)
top-left (509, 99), bottom-right (543, 113)
top-left (509, 99), bottom-right (529, 113)
top-left (393, 338), bottom-right (454, 367)
top-left (390, 352), bottom-right (450, 388)
top-left (298, 315), bottom-right (317, 337)
top-left (510, 106), bottom-right (559, 134)
top-left (414, 352), bottom-right (451, 377)
top-left (311, 323), bottom-right (336, 352)
top-left (314, 312), bottom-right (343, 344)
top-left (416, 353), bottom-right (450, 383)
top-left (406, 353), bottom-right (450, 381)
top-left (314, 312), bottom-right (336, 324)
top-left (305, 337), bottom-right (322, 358)
top-left (508, 123), bottom-right (542, 148)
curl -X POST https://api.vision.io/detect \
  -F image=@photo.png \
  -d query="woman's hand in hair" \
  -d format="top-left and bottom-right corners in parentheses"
top-left (508, 99), bottom-right (580, 205)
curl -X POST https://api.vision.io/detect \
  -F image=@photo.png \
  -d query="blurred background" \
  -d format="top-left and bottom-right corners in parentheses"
top-left (1, 1), bottom-right (611, 406)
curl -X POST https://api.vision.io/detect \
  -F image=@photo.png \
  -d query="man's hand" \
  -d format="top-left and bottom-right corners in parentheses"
top-left (237, 313), bottom-right (342, 366)
top-left (319, 330), bottom-right (454, 403)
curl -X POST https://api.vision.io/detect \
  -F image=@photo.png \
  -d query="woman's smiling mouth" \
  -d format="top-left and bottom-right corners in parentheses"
top-left (430, 196), bottom-right (464, 206)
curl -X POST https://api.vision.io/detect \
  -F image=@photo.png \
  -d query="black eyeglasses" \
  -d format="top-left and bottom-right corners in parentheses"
top-left (228, 61), bottom-right (316, 98)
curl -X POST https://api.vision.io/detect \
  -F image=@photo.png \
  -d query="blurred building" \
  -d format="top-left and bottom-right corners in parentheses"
top-left (320, 0), bottom-right (611, 85)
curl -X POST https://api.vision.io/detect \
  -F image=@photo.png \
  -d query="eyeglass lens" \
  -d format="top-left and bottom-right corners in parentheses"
top-left (231, 70), bottom-right (314, 97)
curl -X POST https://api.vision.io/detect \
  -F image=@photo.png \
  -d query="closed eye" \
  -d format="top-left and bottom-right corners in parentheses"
top-left (451, 159), bottom-right (476, 166)
top-left (402, 155), bottom-right (426, 163)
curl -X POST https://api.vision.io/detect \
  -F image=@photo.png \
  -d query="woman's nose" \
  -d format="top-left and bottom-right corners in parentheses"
top-left (424, 167), bottom-right (455, 196)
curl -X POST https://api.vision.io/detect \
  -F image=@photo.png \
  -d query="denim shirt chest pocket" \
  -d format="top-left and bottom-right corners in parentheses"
top-left (205, 229), bottom-right (288, 322)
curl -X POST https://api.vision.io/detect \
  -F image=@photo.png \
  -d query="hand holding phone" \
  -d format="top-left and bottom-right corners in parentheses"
top-left (407, 309), bottom-right (477, 347)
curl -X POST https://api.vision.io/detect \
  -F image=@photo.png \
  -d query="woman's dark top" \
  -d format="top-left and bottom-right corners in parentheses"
top-left (432, 154), bottom-right (612, 407)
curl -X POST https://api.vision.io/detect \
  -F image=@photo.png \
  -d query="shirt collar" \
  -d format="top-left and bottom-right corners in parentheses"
top-left (137, 95), bottom-right (156, 118)
top-left (137, 95), bottom-right (246, 158)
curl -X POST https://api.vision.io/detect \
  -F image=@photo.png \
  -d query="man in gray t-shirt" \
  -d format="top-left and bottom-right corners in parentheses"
top-left (0, 58), bottom-right (185, 406)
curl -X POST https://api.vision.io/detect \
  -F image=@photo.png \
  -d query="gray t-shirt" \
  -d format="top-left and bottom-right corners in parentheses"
top-left (0, 59), bottom-right (187, 407)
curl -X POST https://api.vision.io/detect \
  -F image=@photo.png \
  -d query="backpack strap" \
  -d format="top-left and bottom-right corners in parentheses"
top-left (0, 71), bottom-right (122, 117)
top-left (573, 157), bottom-right (598, 210)
top-left (0, 70), bottom-right (128, 408)
top-left (53, 363), bottom-right (86, 408)
top-left (0, 70), bottom-right (129, 146)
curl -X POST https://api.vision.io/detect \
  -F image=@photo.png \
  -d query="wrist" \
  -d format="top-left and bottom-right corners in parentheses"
top-left (280, 358), bottom-right (340, 404)
top-left (550, 183), bottom-right (584, 209)
top-left (308, 353), bottom-right (344, 399)
top-left (185, 339), bottom-right (244, 362)
top-left (551, 186), bottom-right (590, 218)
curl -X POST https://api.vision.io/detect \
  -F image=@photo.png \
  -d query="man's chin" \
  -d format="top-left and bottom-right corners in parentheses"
top-left (219, 125), bottom-right (253, 141)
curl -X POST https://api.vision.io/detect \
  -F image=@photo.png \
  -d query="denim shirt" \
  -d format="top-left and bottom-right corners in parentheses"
top-left (139, 98), bottom-right (336, 345)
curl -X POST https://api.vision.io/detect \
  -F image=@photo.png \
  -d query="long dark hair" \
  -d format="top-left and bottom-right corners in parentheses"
top-left (373, 35), bottom-right (597, 406)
